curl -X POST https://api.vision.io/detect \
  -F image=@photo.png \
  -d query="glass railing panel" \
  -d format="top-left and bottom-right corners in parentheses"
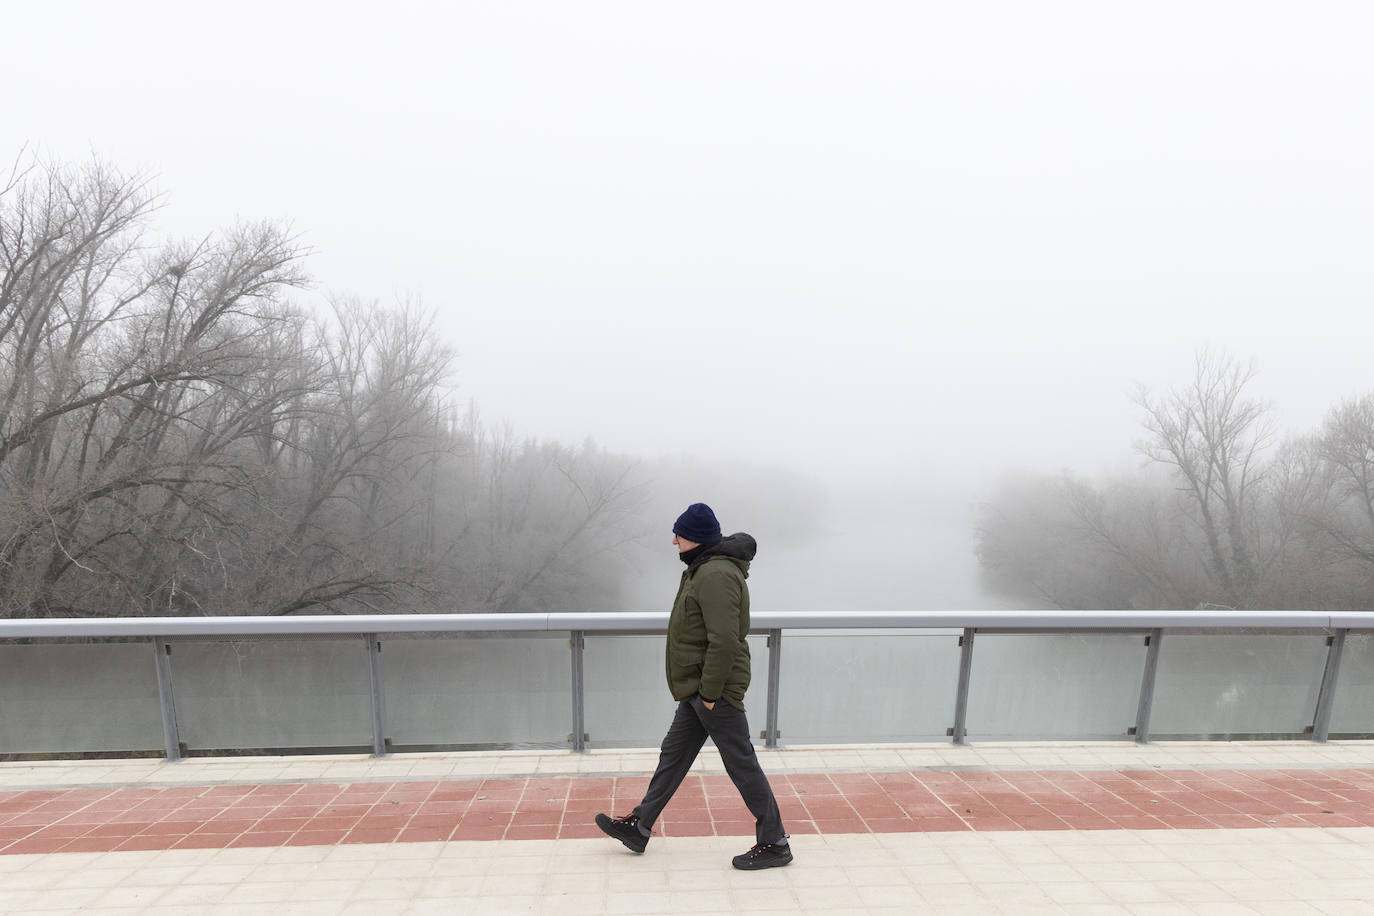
top-left (380, 633), bottom-right (570, 750)
top-left (584, 634), bottom-right (674, 747)
top-left (776, 630), bottom-right (957, 743)
top-left (1150, 633), bottom-right (1328, 738)
top-left (966, 634), bottom-right (1147, 740)
top-left (583, 634), bottom-right (768, 747)
top-left (0, 642), bottom-right (163, 757)
top-left (1330, 631), bottom-right (1374, 737)
top-left (172, 638), bottom-right (373, 753)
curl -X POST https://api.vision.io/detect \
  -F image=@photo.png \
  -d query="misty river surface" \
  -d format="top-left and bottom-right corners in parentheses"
top-left (619, 487), bottom-right (1003, 613)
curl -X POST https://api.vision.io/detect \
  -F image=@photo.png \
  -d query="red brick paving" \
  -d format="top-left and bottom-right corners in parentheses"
top-left (2, 768), bottom-right (1373, 855)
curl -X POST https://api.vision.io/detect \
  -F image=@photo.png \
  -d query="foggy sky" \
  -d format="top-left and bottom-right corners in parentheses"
top-left (6, 1), bottom-right (1373, 608)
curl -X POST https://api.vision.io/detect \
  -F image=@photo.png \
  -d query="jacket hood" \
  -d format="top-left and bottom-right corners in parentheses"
top-left (686, 532), bottom-right (757, 576)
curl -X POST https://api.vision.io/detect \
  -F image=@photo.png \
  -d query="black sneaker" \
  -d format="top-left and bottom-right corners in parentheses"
top-left (595, 812), bottom-right (648, 853)
top-left (732, 842), bottom-right (793, 870)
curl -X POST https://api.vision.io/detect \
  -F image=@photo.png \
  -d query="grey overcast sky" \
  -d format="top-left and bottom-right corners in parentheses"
top-left (5, 1), bottom-right (1373, 606)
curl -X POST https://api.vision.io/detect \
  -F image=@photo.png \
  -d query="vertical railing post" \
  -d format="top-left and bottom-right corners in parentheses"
top-left (765, 629), bottom-right (782, 749)
top-left (364, 634), bottom-right (387, 757)
top-left (1134, 628), bottom-right (1163, 744)
top-left (152, 638), bottom-right (182, 762)
top-left (1312, 628), bottom-right (1348, 743)
top-left (951, 628), bottom-right (975, 745)
top-left (570, 631), bottom-right (586, 752)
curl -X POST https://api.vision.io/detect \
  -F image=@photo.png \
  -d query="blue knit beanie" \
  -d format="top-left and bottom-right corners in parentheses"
top-left (673, 503), bottom-right (722, 544)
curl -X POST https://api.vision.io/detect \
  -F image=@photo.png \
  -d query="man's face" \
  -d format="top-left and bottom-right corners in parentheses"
top-left (672, 533), bottom-right (700, 554)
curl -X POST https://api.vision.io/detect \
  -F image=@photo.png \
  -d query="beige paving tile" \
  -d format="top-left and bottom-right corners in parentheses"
top-left (541, 871), bottom-right (608, 895)
top-left (1015, 905), bottom-right (1074, 916)
top-left (1154, 878), bottom-right (1242, 906)
top-left (350, 876), bottom-right (423, 900)
top-left (854, 883), bottom-right (921, 907)
top-left (1096, 881), bottom-right (1173, 904)
top-left (1122, 904), bottom-right (1194, 915)
top-left (1212, 879), bottom-right (1301, 902)
top-left (197, 846), bottom-right (279, 865)
top-left (1247, 903), bottom-right (1323, 915)
top-left (957, 861), bottom-right (1032, 884)
top-left (25, 852), bottom-right (106, 871)
top-left (0, 891), bottom-right (39, 911)
top-left (50, 866), bottom-right (140, 890)
top-left (1129, 861), bottom-right (1207, 882)
top-left (0, 869), bottom-right (63, 890)
top-left (981, 881), bottom-right (1055, 905)
top-left (540, 891), bottom-right (610, 914)
top-left (286, 878), bottom-right (363, 901)
top-left (730, 886), bottom-right (799, 909)
top-left (1073, 862), bottom-right (1147, 883)
top-left (783, 865), bottom-right (850, 887)
top-left (1320, 877), bottom-right (1374, 899)
top-left (147, 847), bottom-right (226, 867)
top-left (602, 869), bottom-right (667, 892)
top-left (790, 884), bottom-right (864, 909)
top-left (187, 863), bottom-right (259, 884)
top-left (221, 881), bottom-right (297, 904)
top-left (1186, 860), bottom-right (1267, 881)
top-left (1313, 903), bottom-right (1374, 915)
top-left (904, 862), bottom-right (974, 884)
top-left (1019, 862), bottom-right (1089, 883)
top-left (665, 888), bottom-right (732, 911)
top-left (724, 866), bottom-right (790, 889)
top-left (913, 881), bottom-right (992, 906)
top-left (1041, 881), bottom-right (1114, 905)
top-left (840, 864), bottom-right (908, 886)
top-left (1003, 843), bottom-right (1068, 865)
top-left (479, 871), bottom-right (549, 896)
top-left (1057, 904), bottom-right (1133, 915)
top-left (153, 882), bottom-right (236, 907)
top-left (371, 858), bottom-right (434, 879)
top-left (413, 873), bottom-right (486, 901)
top-left (600, 890), bottom-right (675, 915)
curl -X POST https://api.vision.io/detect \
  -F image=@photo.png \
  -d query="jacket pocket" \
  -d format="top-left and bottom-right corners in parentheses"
top-left (670, 646), bottom-right (705, 669)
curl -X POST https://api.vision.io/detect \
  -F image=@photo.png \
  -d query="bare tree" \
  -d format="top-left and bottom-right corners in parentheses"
top-left (1133, 348), bottom-right (1274, 608)
top-left (433, 413), bottom-right (648, 613)
top-left (975, 355), bottom-right (1374, 612)
top-left (0, 156), bottom-right (314, 616)
top-left (1, 153), bottom-right (653, 619)
top-left (1312, 395), bottom-right (1374, 566)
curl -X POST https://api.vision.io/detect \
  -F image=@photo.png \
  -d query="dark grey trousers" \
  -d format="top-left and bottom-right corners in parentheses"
top-left (633, 696), bottom-right (787, 846)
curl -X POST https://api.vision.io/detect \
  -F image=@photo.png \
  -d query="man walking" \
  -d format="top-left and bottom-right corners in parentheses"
top-left (596, 503), bottom-right (792, 870)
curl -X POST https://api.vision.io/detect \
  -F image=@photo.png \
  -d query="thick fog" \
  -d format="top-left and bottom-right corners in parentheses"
top-left (5, 2), bottom-right (1373, 612)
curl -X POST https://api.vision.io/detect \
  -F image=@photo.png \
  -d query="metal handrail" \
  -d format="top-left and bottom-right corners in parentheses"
top-left (0, 608), bottom-right (1362, 638)
top-left (2, 610), bottom-right (1370, 760)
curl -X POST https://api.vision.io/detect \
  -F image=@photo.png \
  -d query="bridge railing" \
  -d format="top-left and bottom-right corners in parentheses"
top-left (2, 610), bottom-right (1371, 760)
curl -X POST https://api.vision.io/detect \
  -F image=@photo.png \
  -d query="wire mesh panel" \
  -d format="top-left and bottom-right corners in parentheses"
top-left (0, 643), bottom-right (163, 757)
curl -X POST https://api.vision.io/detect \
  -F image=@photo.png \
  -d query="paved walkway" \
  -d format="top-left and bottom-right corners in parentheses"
top-left (2, 742), bottom-right (1373, 914)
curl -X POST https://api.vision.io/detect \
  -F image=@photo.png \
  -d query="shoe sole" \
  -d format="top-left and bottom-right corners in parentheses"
top-left (595, 814), bottom-right (647, 854)
top-left (733, 852), bottom-right (793, 870)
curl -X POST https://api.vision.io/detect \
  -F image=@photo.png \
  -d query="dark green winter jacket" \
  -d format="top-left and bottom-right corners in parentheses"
top-left (665, 533), bottom-right (756, 710)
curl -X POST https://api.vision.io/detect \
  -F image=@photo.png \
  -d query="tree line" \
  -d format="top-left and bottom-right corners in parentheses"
top-left (977, 349), bottom-right (1374, 610)
top-left (0, 155), bottom-right (645, 618)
